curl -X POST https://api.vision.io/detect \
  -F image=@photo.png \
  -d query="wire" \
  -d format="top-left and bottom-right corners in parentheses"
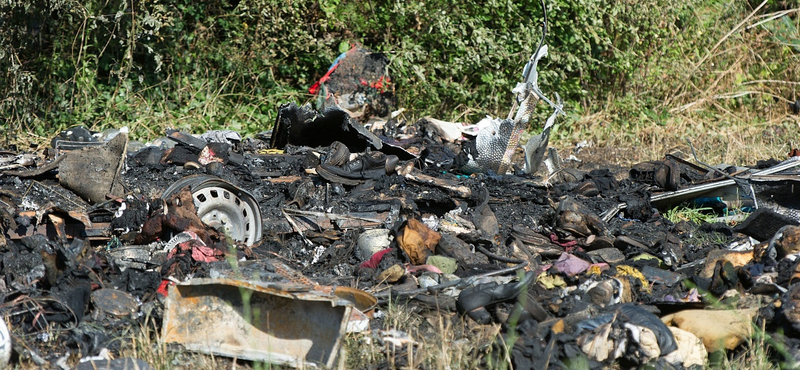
top-left (522, 0), bottom-right (548, 85)
top-left (476, 244), bottom-right (526, 264)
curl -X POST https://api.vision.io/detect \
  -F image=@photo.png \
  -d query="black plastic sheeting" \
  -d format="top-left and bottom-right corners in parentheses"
top-left (270, 102), bottom-right (416, 160)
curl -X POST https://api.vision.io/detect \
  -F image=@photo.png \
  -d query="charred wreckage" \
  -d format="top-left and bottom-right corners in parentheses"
top-left (1, 7), bottom-right (800, 370)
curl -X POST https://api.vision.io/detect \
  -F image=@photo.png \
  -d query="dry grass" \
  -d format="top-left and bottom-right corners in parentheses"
top-left (549, 2), bottom-right (800, 167)
top-left (555, 112), bottom-right (799, 166)
top-left (342, 298), bottom-right (500, 370)
top-left (714, 323), bottom-right (781, 370)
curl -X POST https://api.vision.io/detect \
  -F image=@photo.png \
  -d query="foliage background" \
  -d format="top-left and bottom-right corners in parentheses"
top-left (1, 0), bottom-right (799, 157)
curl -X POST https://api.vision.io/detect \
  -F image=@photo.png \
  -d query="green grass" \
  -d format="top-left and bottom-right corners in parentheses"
top-left (665, 206), bottom-right (717, 224)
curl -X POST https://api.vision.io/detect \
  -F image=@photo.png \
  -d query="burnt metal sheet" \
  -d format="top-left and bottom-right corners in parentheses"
top-left (271, 103), bottom-right (383, 152)
top-left (91, 289), bottom-right (138, 316)
top-left (749, 175), bottom-right (800, 220)
top-left (601, 156), bottom-right (800, 221)
top-left (161, 278), bottom-right (354, 368)
top-left (107, 245), bottom-right (167, 270)
top-left (7, 206), bottom-right (108, 241)
top-left (650, 156), bottom-right (800, 209)
top-left (282, 208), bottom-right (386, 232)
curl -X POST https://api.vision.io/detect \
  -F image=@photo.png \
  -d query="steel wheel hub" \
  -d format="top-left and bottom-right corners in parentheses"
top-left (162, 175), bottom-right (262, 246)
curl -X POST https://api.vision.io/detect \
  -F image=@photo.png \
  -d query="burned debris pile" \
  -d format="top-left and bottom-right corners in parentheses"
top-left (1, 103), bottom-right (800, 369)
top-left (2, 34), bottom-right (800, 370)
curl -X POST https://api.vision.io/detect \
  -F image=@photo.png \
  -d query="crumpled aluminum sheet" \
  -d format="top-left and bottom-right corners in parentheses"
top-left (162, 277), bottom-right (374, 368)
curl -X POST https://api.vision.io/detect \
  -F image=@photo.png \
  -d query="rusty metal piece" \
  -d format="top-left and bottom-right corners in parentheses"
top-left (272, 260), bottom-right (318, 287)
top-left (396, 163), bottom-right (472, 198)
top-left (334, 286), bottom-right (377, 333)
top-left (8, 205), bottom-right (107, 241)
top-left (6, 221), bottom-right (109, 241)
top-left (334, 286), bottom-right (377, 313)
top-left (162, 278), bottom-right (364, 368)
top-left (47, 213), bottom-right (67, 243)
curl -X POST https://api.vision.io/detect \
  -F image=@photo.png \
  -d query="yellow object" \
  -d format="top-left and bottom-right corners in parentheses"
top-left (586, 265), bottom-right (605, 276)
top-left (537, 273), bottom-right (566, 289)
top-left (631, 253), bottom-right (660, 262)
top-left (664, 327), bottom-right (708, 367)
top-left (377, 264), bottom-right (405, 284)
top-left (615, 265), bottom-right (649, 291)
top-left (551, 319), bottom-right (565, 334)
top-left (662, 309), bottom-right (756, 353)
top-left (258, 148), bottom-right (285, 154)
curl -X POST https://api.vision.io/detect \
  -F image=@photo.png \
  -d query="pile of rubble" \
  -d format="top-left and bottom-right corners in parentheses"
top-left (1, 105), bottom-right (800, 369)
top-left (2, 43), bottom-right (800, 370)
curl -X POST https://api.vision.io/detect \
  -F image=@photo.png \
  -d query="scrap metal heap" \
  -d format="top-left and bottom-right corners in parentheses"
top-left (0, 105), bottom-right (799, 368)
top-left (1, 16), bottom-right (800, 370)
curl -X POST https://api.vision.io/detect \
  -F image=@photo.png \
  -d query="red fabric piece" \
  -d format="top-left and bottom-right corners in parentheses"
top-left (166, 231), bottom-right (202, 260)
top-left (309, 46), bottom-right (390, 95)
top-left (360, 247), bottom-right (393, 269)
top-left (550, 233), bottom-right (578, 247)
top-left (192, 244), bottom-right (223, 263)
top-left (166, 247), bottom-right (179, 260)
top-left (309, 54), bottom-right (344, 95)
top-left (308, 68), bottom-right (335, 95)
top-left (156, 280), bottom-right (173, 297)
top-left (167, 240), bottom-right (195, 260)
top-left (359, 76), bottom-right (390, 90)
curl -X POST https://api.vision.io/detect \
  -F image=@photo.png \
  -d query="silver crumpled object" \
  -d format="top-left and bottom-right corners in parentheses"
top-left (459, 43), bottom-right (564, 175)
top-left (200, 130), bottom-right (242, 145)
top-left (460, 117), bottom-right (514, 174)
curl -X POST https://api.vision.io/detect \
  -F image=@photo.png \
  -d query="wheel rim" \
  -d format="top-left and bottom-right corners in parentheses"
top-left (162, 175), bottom-right (262, 246)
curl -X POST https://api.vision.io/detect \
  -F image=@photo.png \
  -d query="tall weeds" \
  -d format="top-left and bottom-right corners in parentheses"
top-left (1, 0), bottom-right (797, 164)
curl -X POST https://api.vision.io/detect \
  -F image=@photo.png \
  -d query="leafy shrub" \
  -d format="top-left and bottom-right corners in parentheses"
top-left (0, 0), bottom-right (795, 143)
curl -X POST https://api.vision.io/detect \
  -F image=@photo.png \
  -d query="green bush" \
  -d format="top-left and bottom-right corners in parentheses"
top-left (0, 0), bottom-right (336, 140)
top-left (0, 0), bottom-right (793, 143)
